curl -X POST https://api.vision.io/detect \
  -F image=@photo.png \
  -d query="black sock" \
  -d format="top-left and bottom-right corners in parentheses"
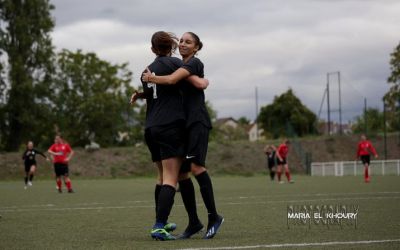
top-left (24, 177), bottom-right (28, 185)
top-left (179, 178), bottom-right (200, 226)
top-left (156, 185), bottom-right (176, 225)
top-left (195, 171), bottom-right (218, 222)
top-left (29, 174), bottom-right (34, 182)
top-left (270, 170), bottom-right (275, 180)
top-left (154, 184), bottom-right (162, 216)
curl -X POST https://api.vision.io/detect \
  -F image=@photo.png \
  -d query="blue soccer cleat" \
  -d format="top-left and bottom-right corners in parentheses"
top-left (203, 215), bottom-right (224, 239)
top-left (164, 222), bottom-right (177, 232)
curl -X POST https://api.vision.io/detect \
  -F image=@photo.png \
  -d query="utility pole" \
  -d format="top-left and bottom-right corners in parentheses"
top-left (255, 86), bottom-right (259, 141)
top-left (326, 75), bottom-right (331, 135)
top-left (383, 101), bottom-right (387, 160)
top-left (364, 98), bottom-right (367, 135)
top-left (338, 72), bottom-right (342, 135)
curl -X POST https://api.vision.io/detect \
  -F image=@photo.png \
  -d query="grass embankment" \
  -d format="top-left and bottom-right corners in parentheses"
top-left (0, 134), bottom-right (399, 180)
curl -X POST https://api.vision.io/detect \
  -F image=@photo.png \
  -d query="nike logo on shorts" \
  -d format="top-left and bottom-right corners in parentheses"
top-left (186, 155), bottom-right (196, 159)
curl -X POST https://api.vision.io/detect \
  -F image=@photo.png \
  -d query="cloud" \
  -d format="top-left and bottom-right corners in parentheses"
top-left (50, 0), bottom-right (400, 122)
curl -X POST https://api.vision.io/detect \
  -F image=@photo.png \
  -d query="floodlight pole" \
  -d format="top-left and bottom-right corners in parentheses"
top-left (255, 86), bottom-right (259, 141)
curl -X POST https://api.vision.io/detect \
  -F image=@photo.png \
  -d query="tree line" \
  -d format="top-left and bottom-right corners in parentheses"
top-left (1, 0), bottom-right (399, 151)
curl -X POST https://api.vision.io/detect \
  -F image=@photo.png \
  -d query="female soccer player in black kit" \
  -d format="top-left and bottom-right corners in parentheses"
top-left (142, 32), bottom-right (224, 240)
top-left (22, 141), bottom-right (48, 188)
top-left (131, 31), bottom-right (208, 241)
top-left (264, 145), bottom-right (277, 181)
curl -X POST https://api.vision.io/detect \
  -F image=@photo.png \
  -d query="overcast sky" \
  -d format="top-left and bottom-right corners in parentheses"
top-left (50, 0), bottom-right (400, 123)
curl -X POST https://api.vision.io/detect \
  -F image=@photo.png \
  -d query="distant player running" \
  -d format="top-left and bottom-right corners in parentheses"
top-left (22, 141), bottom-right (49, 189)
top-left (356, 134), bottom-right (378, 183)
top-left (263, 145), bottom-right (277, 181)
top-left (48, 135), bottom-right (74, 193)
top-left (276, 139), bottom-right (293, 184)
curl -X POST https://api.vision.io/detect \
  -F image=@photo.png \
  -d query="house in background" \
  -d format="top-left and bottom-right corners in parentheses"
top-left (215, 117), bottom-right (264, 141)
top-left (215, 117), bottom-right (239, 129)
top-left (247, 123), bottom-right (264, 142)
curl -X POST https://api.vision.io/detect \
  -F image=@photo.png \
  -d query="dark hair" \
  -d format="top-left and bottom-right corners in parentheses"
top-left (186, 32), bottom-right (203, 51)
top-left (151, 31), bottom-right (178, 56)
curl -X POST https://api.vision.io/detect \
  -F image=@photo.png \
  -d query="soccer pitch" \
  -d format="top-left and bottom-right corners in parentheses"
top-left (1, 175), bottom-right (399, 250)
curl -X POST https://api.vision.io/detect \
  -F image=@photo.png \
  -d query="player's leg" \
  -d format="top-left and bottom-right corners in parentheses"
top-left (54, 164), bottom-right (63, 193)
top-left (154, 162), bottom-right (163, 216)
top-left (191, 164), bottom-right (224, 239)
top-left (269, 165), bottom-right (276, 181)
top-left (277, 164), bottom-right (283, 183)
top-left (28, 165), bottom-right (36, 186)
top-left (64, 176), bottom-right (73, 193)
top-left (284, 163), bottom-right (293, 183)
top-left (177, 166), bottom-right (203, 239)
top-left (150, 122), bottom-right (184, 240)
top-left (362, 155), bottom-right (370, 183)
top-left (152, 157), bottom-right (181, 240)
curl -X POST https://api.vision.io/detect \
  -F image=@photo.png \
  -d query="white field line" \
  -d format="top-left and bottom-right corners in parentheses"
top-left (0, 195), bottom-right (399, 213)
top-left (177, 239), bottom-right (400, 250)
top-left (2, 191), bottom-right (397, 210)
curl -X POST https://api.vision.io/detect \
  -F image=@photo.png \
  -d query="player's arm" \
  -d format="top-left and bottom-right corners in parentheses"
top-left (142, 67), bottom-right (190, 85)
top-left (36, 149), bottom-right (48, 160)
top-left (22, 150), bottom-right (27, 160)
top-left (66, 149), bottom-right (74, 161)
top-left (276, 147), bottom-right (283, 161)
top-left (187, 75), bottom-right (209, 89)
top-left (142, 68), bottom-right (209, 90)
top-left (369, 144), bottom-right (378, 158)
top-left (130, 91), bottom-right (146, 104)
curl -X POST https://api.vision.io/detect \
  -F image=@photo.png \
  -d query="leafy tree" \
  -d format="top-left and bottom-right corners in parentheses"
top-left (258, 89), bottom-right (317, 138)
top-left (352, 108), bottom-right (383, 135)
top-left (0, 0), bottom-right (55, 151)
top-left (51, 49), bottom-right (135, 147)
top-left (384, 41), bottom-right (400, 132)
top-left (238, 116), bottom-right (250, 125)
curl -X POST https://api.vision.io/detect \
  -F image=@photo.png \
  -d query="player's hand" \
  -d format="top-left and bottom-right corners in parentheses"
top-left (375, 154), bottom-right (378, 158)
top-left (130, 91), bottom-right (143, 104)
top-left (202, 79), bottom-right (209, 89)
top-left (141, 68), bottom-right (152, 82)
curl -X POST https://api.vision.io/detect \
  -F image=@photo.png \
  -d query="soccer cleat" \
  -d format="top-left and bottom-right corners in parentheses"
top-left (177, 222), bottom-right (204, 239)
top-left (203, 215), bottom-right (224, 239)
top-left (28, 181), bottom-right (32, 186)
top-left (68, 189), bottom-right (74, 193)
top-left (58, 188), bottom-right (62, 193)
top-left (279, 181), bottom-right (284, 184)
top-left (289, 180), bottom-right (295, 184)
top-left (150, 228), bottom-right (176, 241)
top-left (164, 222), bottom-right (177, 232)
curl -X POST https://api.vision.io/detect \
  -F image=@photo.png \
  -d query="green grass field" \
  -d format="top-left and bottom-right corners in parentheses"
top-left (1, 175), bottom-right (400, 250)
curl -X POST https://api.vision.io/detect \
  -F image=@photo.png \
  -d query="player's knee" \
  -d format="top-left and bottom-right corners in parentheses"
top-left (191, 164), bottom-right (206, 176)
top-left (178, 172), bottom-right (190, 181)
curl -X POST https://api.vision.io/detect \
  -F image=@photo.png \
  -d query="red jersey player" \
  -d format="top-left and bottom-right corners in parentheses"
top-left (276, 139), bottom-right (294, 184)
top-left (48, 135), bottom-right (75, 193)
top-left (356, 134), bottom-right (378, 183)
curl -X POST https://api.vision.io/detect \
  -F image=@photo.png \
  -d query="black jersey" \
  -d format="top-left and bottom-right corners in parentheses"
top-left (266, 151), bottom-right (276, 168)
top-left (22, 149), bottom-right (46, 164)
top-left (142, 56), bottom-right (186, 129)
top-left (181, 57), bottom-right (212, 128)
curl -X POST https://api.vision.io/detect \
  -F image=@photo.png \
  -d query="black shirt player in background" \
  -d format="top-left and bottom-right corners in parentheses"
top-left (263, 145), bottom-right (277, 181)
top-left (142, 32), bottom-right (224, 240)
top-left (131, 31), bottom-right (208, 241)
top-left (22, 141), bottom-right (49, 189)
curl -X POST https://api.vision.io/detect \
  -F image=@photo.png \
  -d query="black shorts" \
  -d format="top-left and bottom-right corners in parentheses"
top-left (54, 163), bottom-right (69, 177)
top-left (24, 161), bottom-right (36, 172)
top-left (361, 155), bottom-right (370, 165)
top-left (181, 122), bottom-right (210, 173)
top-left (146, 121), bottom-right (185, 161)
top-left (277, 157), bottom-right (287, 165)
